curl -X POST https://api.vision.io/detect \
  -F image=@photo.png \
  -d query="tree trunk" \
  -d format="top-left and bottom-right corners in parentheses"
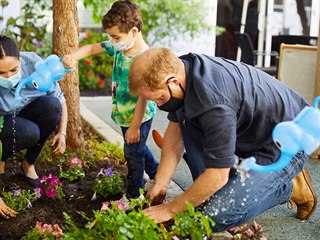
top-left (52, 0), bottom-right (84, 149)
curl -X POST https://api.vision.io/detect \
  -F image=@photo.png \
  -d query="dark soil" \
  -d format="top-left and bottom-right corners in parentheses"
top-left (0, 120), bottom-right (127, 240)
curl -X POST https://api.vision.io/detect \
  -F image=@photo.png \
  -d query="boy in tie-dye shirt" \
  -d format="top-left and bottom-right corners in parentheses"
top-left (63, 0), bottom-right (158, 202)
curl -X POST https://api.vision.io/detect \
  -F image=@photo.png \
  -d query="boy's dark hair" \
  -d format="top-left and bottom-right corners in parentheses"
top-left (102, 0), bottom-right (143, 33)
top-left (0, 35), bottom-right (20, 59)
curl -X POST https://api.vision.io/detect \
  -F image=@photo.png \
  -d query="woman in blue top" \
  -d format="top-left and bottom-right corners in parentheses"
top-left (0, 35), bottom-right (68, 193)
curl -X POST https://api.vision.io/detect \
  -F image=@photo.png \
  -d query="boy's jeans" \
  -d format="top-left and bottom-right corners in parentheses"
top-left (176, 109), bottom-right (307, 232)
top-left (121, 118), bottom-right (158, 198)
top-left (0, 96), bottom-right (62, 164)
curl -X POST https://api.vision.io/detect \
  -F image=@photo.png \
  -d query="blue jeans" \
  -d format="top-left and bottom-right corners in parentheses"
top-left (0, 96), bottom-right (62, 164)
top-left (176, 109), bottom-right (308, 232)
top-left (121, 118), bottom-right (158, 198)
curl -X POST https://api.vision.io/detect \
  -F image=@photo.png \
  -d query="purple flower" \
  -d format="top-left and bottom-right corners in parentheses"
top-left (27, 199), bottom-right (33, 208)
top-left (34, 187), bottom-right (42, 198)
top-left (96, 168), bottom-right (105, 177)
top-left (97, 168), bottom-right (114, 177)
top-left (13, 189), bottom-right (21, 197)
top-left (104, 168), bottom-right (114, 177)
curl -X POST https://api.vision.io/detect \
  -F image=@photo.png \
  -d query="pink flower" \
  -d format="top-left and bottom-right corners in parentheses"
top-left (82, 32), bottom-right (89, 39)
top-left (39, 223), bottom-right (53, 234)
top-left (45, 175), bottom-right (61, 187)
top-left (46, 187), bottom-right (57, 198)
top-left (114, 200), bottom-right (126, 211)
top-left (52, 224), bottom-right (63, 237)
top-left (69, 157), bottom-right (83, 169)
top-left (35, 221), bottom-right (42, 229)
top-left (40, 175), bottom-right (48, 184)
top-left (100, 201), bottom-right (110, 212)
top-left (34, 222), bottom-right (63, 237)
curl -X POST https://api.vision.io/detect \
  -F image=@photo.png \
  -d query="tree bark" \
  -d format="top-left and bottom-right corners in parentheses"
top-left (52, 0), bottom-right (84, 149)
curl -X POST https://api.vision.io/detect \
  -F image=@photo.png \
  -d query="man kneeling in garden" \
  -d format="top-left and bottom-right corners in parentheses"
top-left (128, 47), bottom-right (317, 231)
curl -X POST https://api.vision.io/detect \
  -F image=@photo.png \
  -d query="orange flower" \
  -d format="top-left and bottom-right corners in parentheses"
top-left (85, 71), bottom-right (95, 77)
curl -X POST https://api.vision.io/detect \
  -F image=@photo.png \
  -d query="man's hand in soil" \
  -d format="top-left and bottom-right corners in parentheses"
top-left (143, 202), bottom-right (174, 224)
top-left (146, 181), bottom-right (167, 205)
top-left (0, 198), bottom-right (17, 219)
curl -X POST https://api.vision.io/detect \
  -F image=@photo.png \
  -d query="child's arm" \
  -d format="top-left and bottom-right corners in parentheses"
top-left (125, 96), bottom-right (148, 144)
top-left (63, 43), bottom-right (104, 70)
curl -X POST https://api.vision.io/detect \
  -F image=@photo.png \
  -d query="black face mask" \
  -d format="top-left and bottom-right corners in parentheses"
top-left (158, 82), bottom-right (185, 112)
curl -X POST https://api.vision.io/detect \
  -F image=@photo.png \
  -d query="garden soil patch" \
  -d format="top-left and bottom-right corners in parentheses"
top-left (0, 120), bottom-right (127, 240)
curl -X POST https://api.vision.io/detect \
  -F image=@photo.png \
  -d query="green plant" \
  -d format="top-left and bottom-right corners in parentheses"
top-left (83, 0), bottom-right (213, 46)
top-left (78, 31), bottom-right (113, 90)
top-left (59, 157), bottom-right (85, 182)
top-left (87, 139), bottom-right (125, 165)
top-left (1, 189), bottom-right (37, 212)
top-left (92, 168), bottom-right (124, 199)
top-left (22, 221), bottom-right (64, 240)
top-left (62, 202), bottom-right (169, 240)
top-left (128, 189), bottom-right (150, 210)
top-left (59, 200), bottom-right (217, 239)
top-left (1, 0), bottom-right (52, 57)
top-left (171, 202), bottom-right (215, 239)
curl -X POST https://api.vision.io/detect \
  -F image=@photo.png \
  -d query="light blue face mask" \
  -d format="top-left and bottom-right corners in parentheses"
top-left (0, 70), bottom-right (21, 89)
top-left (111, 31), bottom-right (135, 52)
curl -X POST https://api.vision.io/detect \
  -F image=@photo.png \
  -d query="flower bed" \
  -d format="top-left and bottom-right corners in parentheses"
top-left (0, 121), bottom-right (268, 239)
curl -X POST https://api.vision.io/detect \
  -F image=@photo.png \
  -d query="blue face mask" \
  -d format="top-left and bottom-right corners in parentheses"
top-left (111, 31), bottom-right (135, 52)
top-left (0, 70), bottom-right (21, 89)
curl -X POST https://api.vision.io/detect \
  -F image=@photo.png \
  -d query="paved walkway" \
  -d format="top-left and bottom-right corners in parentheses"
top-left (80, 96), bottom-right (319, 239)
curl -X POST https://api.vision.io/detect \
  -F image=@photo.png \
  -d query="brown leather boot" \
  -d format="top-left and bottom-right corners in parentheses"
top-left (289, 167), bottom-right (317, 220)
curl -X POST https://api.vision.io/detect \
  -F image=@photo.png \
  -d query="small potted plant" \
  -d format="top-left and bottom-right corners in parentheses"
top-left (22, 221), bottom-right (63, 240)
top-left (59, 157), bottom-right (85, 181)
top-left (1, 189), bottom-right (37, 212)
top-left (37, 174), bottom-right (64, 199)
top-left (91, 168), bottom-right (124, 200)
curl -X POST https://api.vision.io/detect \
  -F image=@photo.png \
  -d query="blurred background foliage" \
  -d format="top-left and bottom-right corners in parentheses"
top-left (77, 31), bottom-right (113, 90)
top-left (83, 0), bottom-right (213, 45)
top-left (1, 0), bottom-right (215, 91)
top-left (1, 0), bottom-right (52, 57)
